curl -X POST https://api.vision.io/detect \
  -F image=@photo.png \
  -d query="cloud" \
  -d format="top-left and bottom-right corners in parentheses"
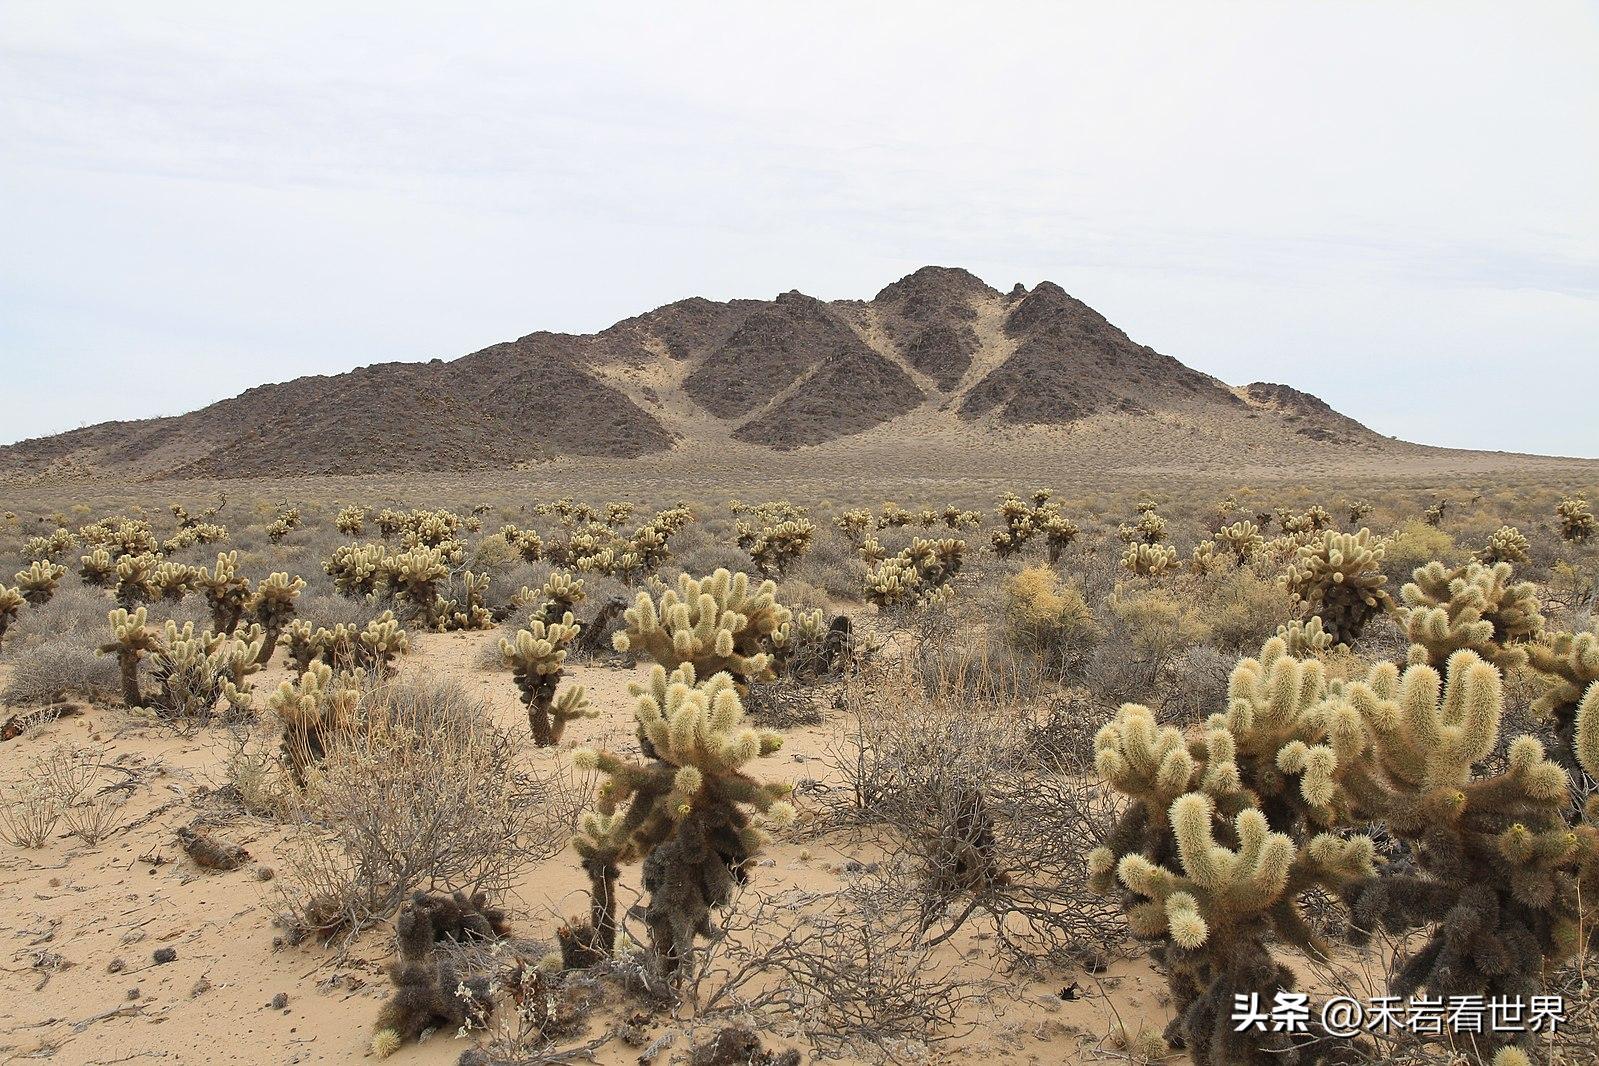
top-left (2, 1), bottom-right (1595, 454)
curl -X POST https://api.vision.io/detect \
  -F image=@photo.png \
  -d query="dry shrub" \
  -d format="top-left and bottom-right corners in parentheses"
top-left (0, 742), bottom-right (125, 848)
top-left (684, 871), bottom-right (983, 1056)
top-left (826, 656), bottom-right (1125, 968)
top-left (1002, 565), bottom-right (1099, 671)
top-left (1381, 519), bottom-right (1457, 580)
top-left (1201, 565), bottom-right (1295, 651)
top-left (0, 636), bottom-right (121, 706)
top-left (274, 675), bottom-right (587, 943)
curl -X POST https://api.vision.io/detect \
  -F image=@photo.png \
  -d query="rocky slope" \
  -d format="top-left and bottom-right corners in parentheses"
top-left (0, 266), bottom-right (1394, 480)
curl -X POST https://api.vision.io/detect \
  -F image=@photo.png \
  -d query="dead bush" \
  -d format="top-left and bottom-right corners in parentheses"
top-left (274, 675), bottom-right (588, 944)
top-left (0, 636), bottom-right (121, 706)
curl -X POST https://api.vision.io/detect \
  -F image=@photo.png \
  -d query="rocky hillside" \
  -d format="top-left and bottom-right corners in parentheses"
top-left (0, 266), bottom-right (1393, 480)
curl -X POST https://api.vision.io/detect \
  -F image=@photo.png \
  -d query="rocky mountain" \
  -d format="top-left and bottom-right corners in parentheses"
top-left (0, 266), bottom-right (1394, 480)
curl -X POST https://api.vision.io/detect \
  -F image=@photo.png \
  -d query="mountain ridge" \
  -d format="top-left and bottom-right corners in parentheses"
top-left (0, 266), bottom-right (1497, 482)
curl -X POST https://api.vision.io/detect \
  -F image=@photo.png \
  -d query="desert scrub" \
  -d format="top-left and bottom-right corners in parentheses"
top-left (568, 664), bottom-right (794, 978)
top-left (1382, 518), bottom-right (1458, 580)
top-left (1, 636), bottom-right (122, 706)
top-left (1002, 565), bottom-right (1098, 668)
top-left (274, 676), bottom-right (570, 943)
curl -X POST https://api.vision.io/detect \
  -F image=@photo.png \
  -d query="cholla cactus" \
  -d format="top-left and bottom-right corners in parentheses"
top-left (195, 551), bottom-right (252, 633)
top-left (1118, 509), bottom-right (1169, 545)
top-left (528, 570), bottom-right (586, 626)
top-left (1186, 540), bottom-right (1226, 577)
top-left (1214, 521), bottom-right (1262, 564)
top-left (1345, 500), bottom-right (1373, 526)
top-left (282, 619), bottom-right (352, 673)
top-left (502, 613), bottom-right (593, 746)
top-left (387, 545), bottom-right (448, 627)
top-left (569, 665), bottom-right (793, 977)
top-left (113, 552), bottom-right (162, 608)
top-left (79, 547), bottom-right (116, 588)
top-left (499, 523), bottom-right (545, 562)
top-left (1274, 617), bottom-right (1334, 657)
top-left (877, 501), bottom-right (914, 529)
top-left (0, 586), bottom-right (23, 651)
top-left (1525, 631), bottom-right (1599, 776)
top-left (1423, 499), bottom-right (1447, 527)
top-left (358, 612), bottom-right (409, 675)
top-left (1396, 560), bottom-right (1542, 670)
top-left (143, 620), bottom-right (263, 719)
top-left (324, 543), bottom-right (391, 598)
top-left (14, 561), bottom-right (65, 606)
top-left (989, 492), bottom-right (1038, 558)
top-left (335, 505), bottom-right (367, 536)
top-left (269, 661), bottom-right (361, 783)
top-left (101, 607), bottom-right (162, 706)
top-left (940, 505), bottom-right (982, 530)
top-left (441, 570), bottom-right (493, 631)
top-left (1479, 525), bottom-right (1531, 565)
top-left (737, 517), bottom-right (815, 577)
top-left (248, 572), bottom-right (306, 664)
top-left (161, 522), bottom-right (228, 554)
top-left (1110, 797), bottom-right (1374, 1064)
top-left (24, 528), bottom-right (76, 562)
top-left (1556, 495), bottom-right (1595, 543)
top-left (1280, 529), bottom-right (1391, 647)
top-left (835, 508), bottom-right (873, 543)
top-left (266, 508), bottom-right (302, 543)
top-left (613, 569), bottom-right (796, 685)
top-left (1119, 542), bottom-right (1178, 577)
top-left (865, 538), bottom-right (964, 609)
top-left (150, 561), bottom-right (197, 602)
top-left (80, 517), bottom-right (160, 557)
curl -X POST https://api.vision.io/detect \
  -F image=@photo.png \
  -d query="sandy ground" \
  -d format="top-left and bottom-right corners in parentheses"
top-left (0, 631), bottom-right (1175, 1066)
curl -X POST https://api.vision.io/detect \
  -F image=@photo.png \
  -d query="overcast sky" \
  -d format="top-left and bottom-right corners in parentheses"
top-left (2, 2), bottom-right (1596, 456)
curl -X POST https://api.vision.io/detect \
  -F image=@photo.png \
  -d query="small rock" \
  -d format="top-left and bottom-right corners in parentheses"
top-left (126, 987), bottom-right (140, 1000)
top-left (152, 947), bottom-right (177, 964)
top-left (106, 957), bottom-right (125, 974)
top-left (255, 866), bottom-right (275, 882)
top-left (190, 977), bottom-right (212, 998)
top-left (269, 992), bottom-right (289, 1010)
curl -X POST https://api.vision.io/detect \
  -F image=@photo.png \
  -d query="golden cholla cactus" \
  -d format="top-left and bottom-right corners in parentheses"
top-left (269, 661), bottom-right (362, 783)
top-left (864, 537), bottom-right (964, 609)
top-left (134, 619), bottom-right (264, 719)
top-left (532, 569), bottom-right (586, 625)
top-left (1280, 528), bottom-right (1391, 647)
top-left (357, 611), bottom-right (409, 675)
top-left (613, 568), bottom-right (795, 684)
top-left (14, 561), bottom-right (65, 606)
top-left (440, 570), bottom-right (493, 631)
top-left (1186, 539), bottom-right (1226, 576)
top-left (1215, 520), bottom-right (1262, 564)
top-left (0, 585), bottom-right (24, 651)
top-left (247, 572), bottom-right (306, 664)
top-left (1479, 525), bottom-right (1531, 565)
top-left (1275, 616), bottom-right (1334, 657)
top-left (387, 545), bottom-right (448, 627)
top-left (569, 664), bottom-right (792, 977)
top-left (112, 552), bottom-right (162, 608)
top-left (1397, 560), bottom-right (1543, 670)
top-left (499, 523), bottom-right (545, 562)
top-left (737, 517), bottom-right (815, 577)
top-left (101, 606), bottom-right (161, 706)
top-left (266, 507), bottom-right (302, 543)
top-left (1525, 630), bottom-right (1599, 774)
top-left (990, 493), bottom-right (1037, 558)
top-left (1556, 495), bottom-right (1594, 543)
top-left (79, 547), bottom-right (116, 588)
top-left (195, 550), bottom-right (252, 633)
top-left (335, 505), bottom-right (366, 536)
top-left (150, 561), bottom-right (198, 602)
top-left (1119, 542), bottom-right (1178, 577)
top-left (834, 508), bottom-right (873, 543)
top-left (502, 612), bottom-right (592, 746)
top-left (24, 528), bottom-right (76, 562)
top-left (324, 542), bottom-right (391, 597)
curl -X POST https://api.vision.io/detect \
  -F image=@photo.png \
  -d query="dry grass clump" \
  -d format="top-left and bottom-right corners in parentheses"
top-left (274, 675), bottom-right (587, 943)
top-left (0, 742), bottom-right (125, 848)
